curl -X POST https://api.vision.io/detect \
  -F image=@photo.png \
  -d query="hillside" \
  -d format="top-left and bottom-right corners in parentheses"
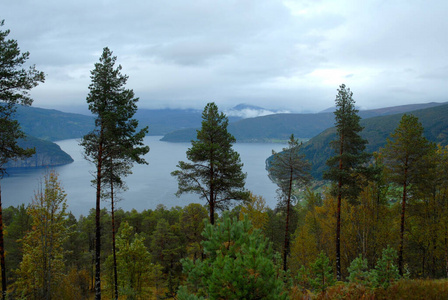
top-left (299, 103), bottom-right (448, 178)
top-left (161, 102), bottom-right (447, 143)
top-left (15, 105), bottom-right (94, 141)
top-left (5, 136), bottom-right (74, 168)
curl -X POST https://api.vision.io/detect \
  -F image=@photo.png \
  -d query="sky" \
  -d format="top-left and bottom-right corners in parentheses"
top-left (1, 0), bottom-right (447, 113)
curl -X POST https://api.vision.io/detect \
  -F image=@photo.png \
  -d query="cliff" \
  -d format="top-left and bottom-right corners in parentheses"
top-left (5, 136), bottom-right (74, 168)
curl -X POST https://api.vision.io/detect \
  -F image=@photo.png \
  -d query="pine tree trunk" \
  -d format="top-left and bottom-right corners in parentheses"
top-left (95, 133), bottom-right (103, 300)
top-left (398, 176), bottom-right (407, 276)
top-left (336, 191), bottom-right (342, 281)
top-left (111, 180), bottom-right (118, 300)
top-left (336, 136), bottom-right (344, 281)
top-left (283, 167), bottom-right (293, 271)
top-left (210, 201), bottom-right (215, 225)
top-left (210, 162), bottom-right (215, 225)
top-left (0, 182), bottom-right (7, 300)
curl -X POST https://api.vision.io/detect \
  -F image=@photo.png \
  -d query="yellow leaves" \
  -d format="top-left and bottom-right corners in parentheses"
top-left (239, 193), bottom-right (268, 230)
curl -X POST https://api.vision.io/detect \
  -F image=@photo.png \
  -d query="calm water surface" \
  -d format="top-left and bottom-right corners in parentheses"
top-left (1, 136), bottom-right (285, 217)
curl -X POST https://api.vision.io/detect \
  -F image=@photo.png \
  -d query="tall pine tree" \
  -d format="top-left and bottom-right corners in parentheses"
top-left (171, 102), bottom-right (248, 224)
top-left (381, 114), bottom-right (433, 275)
top-left (268, 134), bottom-right (311, 271)
top-left (323, 84), bottom-right (372, 280)
top-left (0, 19), bottom-right (44, 299)
top-left (80, 47), bottom-right (148, 299)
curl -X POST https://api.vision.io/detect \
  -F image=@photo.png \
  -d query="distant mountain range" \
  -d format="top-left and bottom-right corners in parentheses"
top-left (6, 101), bottom-right (448, 170)
top-left (161, 102), bottom-right (446, 143)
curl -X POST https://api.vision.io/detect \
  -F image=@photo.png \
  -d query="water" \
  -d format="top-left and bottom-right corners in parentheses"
top-left (1, 136), bottom-right (286, 217)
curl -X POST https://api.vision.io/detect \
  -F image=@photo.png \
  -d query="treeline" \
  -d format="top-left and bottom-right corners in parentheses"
top-left (2, 166), bottom-right (448, 299)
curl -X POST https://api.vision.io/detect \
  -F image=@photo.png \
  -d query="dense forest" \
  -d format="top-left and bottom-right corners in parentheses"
top-left (2, 18), bottom-right (448, 300)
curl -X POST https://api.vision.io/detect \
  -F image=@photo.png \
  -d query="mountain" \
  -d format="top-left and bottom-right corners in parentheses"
top-left (161, 102), bottom-right (448, 143)
top-left (135, 108), bottom-right (241, 135)
top-left (5, 136), bottom-right (74, 168)
top-left (299, 103), bottom-right (448, 178)
top-left (15, 105), bottom-right (94, 141)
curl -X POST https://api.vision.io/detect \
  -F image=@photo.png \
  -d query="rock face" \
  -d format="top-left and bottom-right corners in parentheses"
top-left (4, 136), bottom-right (73, 168)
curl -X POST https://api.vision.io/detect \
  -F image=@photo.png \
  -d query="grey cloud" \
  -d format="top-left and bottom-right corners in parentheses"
top-left (1, 0), bottom-right (447, 112)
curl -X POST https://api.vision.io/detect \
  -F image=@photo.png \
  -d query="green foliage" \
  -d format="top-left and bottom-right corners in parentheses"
top-left (13, 171), bottom-right (69, 299)
top-left (347, 254), bottom-right (370, 286)
top-left (370, 246), bottom-right (400, 289)
top-left (268, 134), bottom-right (312, 270)
top-left (323, 84), bottom-right (373, 201)
top-left (80, 47), bottom-right (149, 298)
top-left (381, 114), bottom-right (434, 275)
top-left (111, 221), bottom-right (152, 298)
top-left (269, 134), bottom-right (312, 198)
top-left (382, 114), bottom-right (434, 187)
top-left (172, 102), bottom-right (249, 224)
top-left (0, 20), bottom-right (45, 107)
top-left (308, 251), bottom-right (336, 293)
top-left (180, 212), bottom-right (287, 299)
top-left (0, 19), bottom-right (44, 174)
top-left (150, 218), bottom-right (182, 273)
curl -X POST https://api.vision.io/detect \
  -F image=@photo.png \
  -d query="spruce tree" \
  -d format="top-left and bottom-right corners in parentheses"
top-left (0, 19), bottom-right (44, 299)
top-left (268, 134), bottom-right (311, 271)
top-left (381, 114), bottom-right (433, 275)
top-left (323, 84), bottom-right (372, 280)
top-left (171, 102), bottom-right (248, 224)
top-left (80, 47), bottom-right (148, 299)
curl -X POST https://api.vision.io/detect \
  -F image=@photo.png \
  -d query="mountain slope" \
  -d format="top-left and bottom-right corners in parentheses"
top-left (162, 102), bottom-right (447, 143)
top-left (15, 105), bottom-right (94, 141)
top-left (5, 136), bottom-right (74, 168)
top-left (300, 103), bottom-right (448, 178)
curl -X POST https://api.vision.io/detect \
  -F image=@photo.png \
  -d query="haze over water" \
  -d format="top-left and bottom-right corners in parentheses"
top-left (2, 136), bottom-right (285, 217)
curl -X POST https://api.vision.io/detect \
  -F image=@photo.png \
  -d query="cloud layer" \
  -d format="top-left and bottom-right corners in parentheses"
top-left (2, 0), bottom-right (447, 112)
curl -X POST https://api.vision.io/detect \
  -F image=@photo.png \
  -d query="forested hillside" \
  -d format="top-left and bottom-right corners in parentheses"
top-left (15, 105), bottom-right (94, 141)
top-left (161, 102), bottom-right (447, 143)
top-left (4, 136), bottom-right (73, 168)
top-left (299, 102), bottom-right (448, 177)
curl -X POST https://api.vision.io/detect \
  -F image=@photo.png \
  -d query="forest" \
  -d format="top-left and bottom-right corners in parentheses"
top-left (2, 19), bottom-right (448, 300)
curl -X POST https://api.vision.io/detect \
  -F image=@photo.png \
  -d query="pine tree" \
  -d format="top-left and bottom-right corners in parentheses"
top-left (323, 84), bottom-right (373, 280)
top-left (308, 251), bottom-right (336, 293)
top-left (171, 102), bottom-right (249, 224)
top-left (0, 19), bottom-right (44, 299)
top-left (80, 47), bottom-right (149, 299)
top-left (268, 134), bottom-right (311, 271)
top-left (381, 114), bottom-right (433, 275)
top-left (180, 212), bottom-right (287, 299)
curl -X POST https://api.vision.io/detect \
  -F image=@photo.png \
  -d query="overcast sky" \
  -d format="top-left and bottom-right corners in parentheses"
top-left (1, 0), bottom-right (447, 113)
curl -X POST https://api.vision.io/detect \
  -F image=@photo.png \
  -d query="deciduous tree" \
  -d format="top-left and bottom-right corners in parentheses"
top-left (171, 102), bottom-right (248, 224)
top-left (14, 171), bottom-right (68, 299)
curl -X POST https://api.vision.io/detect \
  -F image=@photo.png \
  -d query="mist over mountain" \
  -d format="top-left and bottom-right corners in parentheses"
top-left (224, 104), bottom-right (291, 119)
top-left (162, 101), bottom-right (447, 143)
